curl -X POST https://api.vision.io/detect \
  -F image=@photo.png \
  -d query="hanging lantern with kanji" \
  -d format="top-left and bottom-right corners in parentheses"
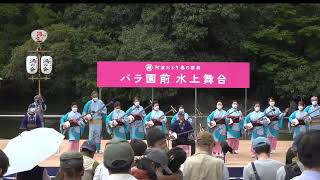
top-left (26, 56), bottom-right (38, 75)
top-left (40, 56), bottom-right (53, 75)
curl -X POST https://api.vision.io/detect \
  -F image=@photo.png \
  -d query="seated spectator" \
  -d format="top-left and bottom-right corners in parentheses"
top-left (130, 139), bottom-right (147, 156)
top-left (58, 152), bottom-right (84, 180)
top-left (276, 134), bottom-right (304, 180)
top-left (132, 148), bottom-right (183, 180)
top-left (80, 140), bottom-right (99, 180)
top-left (183, 131), bottom-right (229, 180)
top-left (93, 163), bottom-right (109, 180)
top-left (146, 128), bottom-right (168, 152)
top-left (291, 130), bottom-right (320, 180)
top-left (131, 157), bottom-right (158, 180)
top-left (93, 143), bottom-right (110, 180)
top-left (243, 137), bottom-right (283, 180)
top-left (16, 165), bottom-right (50, 180)
top-left (130, 139), bottom-right (148, 166)
top-left (0, 150), bottom-right (9, 180)
top-left (167, 147), bottom-right (186, 175)
top-left (104, 139), bottom-right (137, 180)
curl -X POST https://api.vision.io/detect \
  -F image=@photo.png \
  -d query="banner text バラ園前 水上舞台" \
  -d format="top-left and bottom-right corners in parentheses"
top-left (97, 61), bottom-right (250, 88)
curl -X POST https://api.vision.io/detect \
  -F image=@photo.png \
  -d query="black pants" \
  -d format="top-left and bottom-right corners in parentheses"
top-left (172, 139), bottom-right (195, 155)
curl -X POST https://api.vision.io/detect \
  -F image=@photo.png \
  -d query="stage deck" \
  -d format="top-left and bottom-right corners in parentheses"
top-left (0, 139), bottom-right (292, 167)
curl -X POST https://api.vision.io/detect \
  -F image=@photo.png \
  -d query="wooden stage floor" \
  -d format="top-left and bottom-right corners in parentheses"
top-left (0, 139), bottom-right (292, 167)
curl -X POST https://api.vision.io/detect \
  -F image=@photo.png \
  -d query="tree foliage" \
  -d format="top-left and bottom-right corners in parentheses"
top-left (1, 3), bottom-right (320, 103)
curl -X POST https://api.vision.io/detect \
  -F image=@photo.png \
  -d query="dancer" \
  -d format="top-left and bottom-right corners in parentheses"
top-left (207, 100), bottom-right (231, 157)
top-left (126, 97), bottom-right (146, 140)
top-left (289, 101), bottom-right (310, 139)
top-left (144, 101), bottom-right (168, 135)
top-left (106, 101), bottom-right (128, 140)
top-left (82, 91), bottom-right (107, 153)
top-left (264, 97), bottom-right (288, 153)
top-left (60, 102), bottom-right (85, 152)
top-left (244, 102), bottom-right (271, 157)
top-left (226, 100), bottom-right (243, 154)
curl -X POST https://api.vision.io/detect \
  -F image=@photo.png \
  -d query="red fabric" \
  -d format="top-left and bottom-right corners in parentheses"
top-left (131, 167), bottom-right (152, 180)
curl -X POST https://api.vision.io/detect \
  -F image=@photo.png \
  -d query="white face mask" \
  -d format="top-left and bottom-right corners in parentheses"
top-left (312, 101), bottom-right (318, 106)
top-left (254, 107), bottom-right (260, 112)
top-left (232, 104), bottom-right (237, 109)
top-left (298, 106), bottom-right (304, 111)
top-left (72, 107), bottom-right (78, 112)
top-left (134, 101), bottom-right (140, 106)
top-left (30, 108), bottom-right (36, 113)
top-left (269, 101), bottom-right (275, 106)
top-left (93, 97), bottom-right (98, 102)
top-left (115, 108), bottom-right (121, 112)
top-left (217, 105), bottom-right (223, 110)
top-left (154, 106), bottom-right (159, 111)
top-left (179, 108), bottom-right (184, 112)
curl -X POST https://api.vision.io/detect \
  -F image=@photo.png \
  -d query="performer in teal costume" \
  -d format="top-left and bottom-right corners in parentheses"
top-left (226, 100), bottom-right (243, 154)
top-left (82, 91), bottom-right (107, 153)
top-left (106, 101), bottom-right (129, 140)
top-left (304, 96), bottom-right (320, 130)
top-left (207, 100), bottom-right (231, 157)
top-left (263, 97), bottom-right (287, 153)
top-left (60, 102), bottom-right (85, 152)
top-left (144, 101), bottom-right (168, 135)
top-left (244, 102), bottom-right (270, 157)
top-left (126, 97), bottom-right (146, 140)
top-left (289, 101), bottom-right (310, 139)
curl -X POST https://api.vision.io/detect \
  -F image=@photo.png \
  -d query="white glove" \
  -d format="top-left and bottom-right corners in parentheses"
top-left (246, 123), bottom-right (253, 129)
top-left (109, 120), bottom-right (118, 128)
top-left (228, 119), bottom-right (233, 125)
top-left (291, 119), bottom-right (299, 126)
top-left (146, 121), bottom-right (154, 128)
top-left (128, 115), bottom-right (135, 123)
top-left (63, 121), bottom-right (70, 129)
top-left (84, 114), bottom-right (92, 121)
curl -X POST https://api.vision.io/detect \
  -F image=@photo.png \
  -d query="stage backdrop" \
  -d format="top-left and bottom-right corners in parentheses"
top-left (97, 61), bottom-right (250, 88)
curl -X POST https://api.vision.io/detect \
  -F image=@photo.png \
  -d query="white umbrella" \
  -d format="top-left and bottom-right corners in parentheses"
top-left (3, 128), bottom-right (64, 176)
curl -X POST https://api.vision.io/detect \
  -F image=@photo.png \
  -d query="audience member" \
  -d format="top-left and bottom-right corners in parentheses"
top-left (146, 128), bottom-right (168, 152)
top-left (16, 165), bottom-right (50, 180)
top-left (276, 134), bottom-right (304, 180)
top-left (243, 137), bottom-right (283, 180)
top-left (0, 150), bottom-right (9, 180)
top-left (167, 147), bottom-right (186, 174)
top-left (58, 152), bottom-right (84, 180)
top-left (183, 131), bottom-right (229, 180)
top-left (130, 139), bottom-right (147, 166)
top-left (291, 130), bottom-right (320, 180)
top-left (103, 139), bottom-right (137, 180)
top-left (80, 141), bottom-right (99, 180)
